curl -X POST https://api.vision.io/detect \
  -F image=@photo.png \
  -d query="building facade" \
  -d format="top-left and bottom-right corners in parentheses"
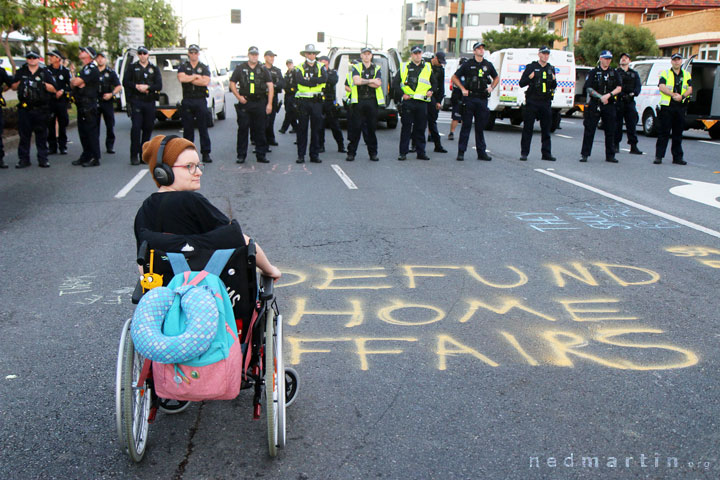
top-left (641, 8), bottom-right (720, 59)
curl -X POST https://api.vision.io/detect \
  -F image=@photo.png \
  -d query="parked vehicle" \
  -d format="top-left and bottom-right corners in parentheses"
top-left (630, 57), bottom-right (720, 139)
top-left (118, 47), bottom-right (227, 125)
top-left (564, 65), bottom-right (592, 116)
top-left (1, 56), bottom-right (28, 74)
top-left (441, 57), bottom-right (463, 110)
top-left (229, 55), bottom-right (248, 72)
top-left (486, 48), bottom-right (576, 131)
top-left (326, 47), bottom-right (401, 128)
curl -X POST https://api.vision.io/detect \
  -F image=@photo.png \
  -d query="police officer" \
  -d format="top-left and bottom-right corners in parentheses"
top-left (123, 46), bottom-right (162, 165)
top-left (12, 51), bottom-right (57, 168)
top-left (452, 41), bottom-right (498, 161)
top-left (293, 43), bottom-right (327, 163)
top-left (394, 46), bottom-right (434, 160)
top-left (46, 50), bottom-right (71, 156)
top-left (580, 50), bottom-right (622, 163)
top-left (263, 50), bottom-right (283, 146)
top-left (96, 51), bottom-right (121, 154)
top-left (346, 47), bottom-right (383, 161)
top-left (178, 44), bottom-right (213, 163)
top-left (448, 57), bottom-right (468, 141)
top-left (279, 59), bottom-right (297, 134)
top-left (654, 52), bottom-right (691, 165)
top-left (518, 46), bottom-right (557, 161)
top-left (615, 53), bottom-right (643, 155)
top-left (69, 46), bottom-right (102, 167)
top-left (229, 46), bottom-right (273, 164)
top-left (0, 66), bottom-right (12, 168)
top-left (428, 51), bottom-right (447, 153)
top-left (318, 55), bottom-right (345, 154)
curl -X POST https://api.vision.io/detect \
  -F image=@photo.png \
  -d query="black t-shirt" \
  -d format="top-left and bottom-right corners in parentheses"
top-left (98, 66), bottom-right (121, 98)
top-left (134, 191), bottom-right (237, 251)
top-left (13, 64), bottom-right (56, 108)
top-left (659, 69), bottom-right (692, 105)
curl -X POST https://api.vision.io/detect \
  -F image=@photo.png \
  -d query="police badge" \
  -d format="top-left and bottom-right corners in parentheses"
top-left (196, 67), bottom-right (202, 73)
top-left (149, 67), bottom-right (154, 74)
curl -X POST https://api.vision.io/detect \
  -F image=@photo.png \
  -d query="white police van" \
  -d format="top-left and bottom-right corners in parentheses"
top-left (486, 48), bottom-right (576, 131)
top-left (118, 47), bottom-right (228, 125)
top-left (630, 57), bottom-right (720, 139)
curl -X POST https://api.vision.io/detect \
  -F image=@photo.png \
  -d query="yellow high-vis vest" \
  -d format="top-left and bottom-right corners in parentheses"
top-left (296, 63), bottom-right (326, 98)
top-left (659, 68), bottom-right (691, 106)
top-left (350, 63), bottom-right (385, 105)
top-left (400, 61), bottom-right (432, 102)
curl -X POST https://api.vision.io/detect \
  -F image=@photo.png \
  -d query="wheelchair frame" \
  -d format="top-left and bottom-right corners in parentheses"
top-left (115, 241), bottom-right (297, 462)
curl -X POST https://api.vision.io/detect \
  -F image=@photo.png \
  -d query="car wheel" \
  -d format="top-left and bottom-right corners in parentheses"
top-left (709, 123), bottom-right (720, 140)
top-left (217, 100), bottom-right (226, 120)
top-left (208, 102), bottom-right (215, 128)
top-left (642, 109), bottom-right (657, 137)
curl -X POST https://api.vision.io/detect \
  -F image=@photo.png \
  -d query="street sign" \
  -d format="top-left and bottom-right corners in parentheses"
top-left (120, 17), bottom-right (145, 48)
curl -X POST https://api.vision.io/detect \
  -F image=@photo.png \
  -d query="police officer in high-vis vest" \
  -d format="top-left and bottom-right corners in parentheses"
top-left (123, 45), bottom-right (162, 165)
top-left (229, 45), bottom-right (273, 164)
top-left (178, 44), bottom-right (213, 163)
top-left (70, 46), bottom-right (102, 167)
top-left (395, 45), bottom-right (434, 160)
top-left (580, 50), bottom-right (622, 163)
top-left (654, 52), bottom-right (691, 165)
top-left (318, 55), bottom-right (345, 154)
top-left (293, 43), bottom-right (328, 163)
top-left (615, 53), bottom-right (642, 155)
top-left (96, 51), bottom-right (121, 154)
top-left (347, 47), bottom-right (383, 161)
top-left (518, 45), bottom-right (557, 161)
top-left (12, 50), bottom-right (57, 168)
top-left (451, 41), bottom-right (498, 161)
top-left (46, 50), bottom-right (71, 156)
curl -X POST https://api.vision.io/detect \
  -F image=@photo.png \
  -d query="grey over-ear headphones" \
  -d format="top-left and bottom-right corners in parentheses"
top-left (153, 135), bottom-right (180, 186)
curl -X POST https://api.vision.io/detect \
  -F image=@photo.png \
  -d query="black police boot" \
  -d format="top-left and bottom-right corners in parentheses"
top-left (434, 145), bottom-right (448, 153)
top-left (409, 146), bottom-right (416, 153)
top-left (630, 145), bottom-right (643, 155)
top-left (130, 156), bottom-right (141, 166)
top-left (346, 154), bottom-right (355, 161)
top-left (15, 161), bottom-right (31, 169)
top-left (447, 132), bottom-right (454, 140)
top-left (48, 148), bottom-right (57, 155)
top-left (541, 155), bottom-right (557, 161)
top-left (579, 156), bottom-right (588, 162)
top-left (236, 156), bottom-right (246, 164)
top-left (279, 128), bottom-right (286, 134)
top-left (478, 152), bottom-right (492, 161)
top-left (0, 158), bottom-right (8, 169)
top-left (296, 156), bottom-right (305, 164)
top-left (398, 154), bottom-right (407, 161)
top-left (72, 158), bottom-right (87, 166)
top-left (673, 158), bottom-right (687, 165)
top-left (310, 156), bottom-right (322, 163)
top-left (456, 152), bottom-right (464, 161)
top-left (605, 156), bottom-right (618, 163)
top-left (417, 153), bottom-right (430, 160)
top-left (369, 154), bottom-right (379, 162)
top-left (268, 140), bottom-right (279, 146)
top-left (202, 153), bottom-right (213, 164)
top-left (39, 161), bottom-right (50, 168)
top-left (318, 146), bottom-right (325, 153)
top-left (82, 158), bottom-right (100, 167)
top-left (338, 144), bottom-right (347, 153)
top-left (257, 156), bottom-right (269, 164)
top-left (653, 158), bottom-right (662, 164)
top-left (107, 147), bottom-right (115, 154)
top-left (59, 148), bottom-right (67, 155)
top-left (519, 155), bottom-right (528, 161)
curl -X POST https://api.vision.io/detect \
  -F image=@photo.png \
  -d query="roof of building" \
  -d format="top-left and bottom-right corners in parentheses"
top-left (548, 0), bottom-right (719, 19)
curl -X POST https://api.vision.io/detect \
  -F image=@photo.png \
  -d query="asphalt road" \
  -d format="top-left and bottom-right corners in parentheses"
top-left (1, 95), bottom-right (719, 480)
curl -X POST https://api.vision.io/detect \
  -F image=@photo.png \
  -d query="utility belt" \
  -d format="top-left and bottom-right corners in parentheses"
top-left (75, 96), bottom-right (98, 110)
top-left (617, 93), bottom-right (635, 103)
top-left (296, 94), bottom-right (324, 102)
top-left (526, 93), bottom-right (552, 103)
top-left (467, 91), bottom-right (489, 99)
top-left (243, 94), bottom-right (267, 102)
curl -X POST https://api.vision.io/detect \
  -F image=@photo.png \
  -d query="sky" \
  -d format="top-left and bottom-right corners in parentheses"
top-left (169, 0), bottom-right (405, 70)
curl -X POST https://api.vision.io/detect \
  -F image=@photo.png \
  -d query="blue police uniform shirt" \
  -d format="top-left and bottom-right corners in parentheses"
top-left (48, 64), bottom-right (71, 100)
top-left (98, 66), bottom-right (121, 100)
top-left (74, 62), bottom-right (101, 104)
top-left (179, 60), bottom-right (210, 99)
top-left (453, 58), bottom-right (497, 93)
top-left (13, 64), bottom-right (56, 108)
top-left (230, 61), bottom-right (272, 99)
top-left (123, 61), bottom-right (162, 102)
top-left (352, 62), bottom-right (382, 100)
top-left (585, 66), bottom-right (621, 102)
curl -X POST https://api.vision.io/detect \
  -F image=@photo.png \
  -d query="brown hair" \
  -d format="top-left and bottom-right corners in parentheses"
top-left (142, 135), bottom-right (197, 187)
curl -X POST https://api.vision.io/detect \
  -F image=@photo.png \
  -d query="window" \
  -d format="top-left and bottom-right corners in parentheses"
top-left (438, 17), bottom-right (446, 30)
top-left (699, 43), bottom-right (720, 61)
top-left (500, 14), bottom-right (527, 26)
top-left (465, 39), bottom-right (480, 52)
top-left (679, 45), bottom-right (692, 58)
top-left (645, 13), bottom-right (659, 21)
top-left (664, 11), bottom-right (673, 18)
top-left (466, 14), bottom-right (480, 26)
top-left (604, 13), bottom-right (625, 24)
top-left (561, 19), bottom-right (568, 38)
top-left (426, 22), bottom-right (435, 34)
top-left (633, 63), bottom-right (652, 85)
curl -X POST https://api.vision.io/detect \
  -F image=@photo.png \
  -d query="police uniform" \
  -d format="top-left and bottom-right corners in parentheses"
top-left (319, 57), bottom-right (345, 153)
top-left (654, 56), bottom-right (691, 165)
top-left (97, 58), bottom-right (121, 154)
top-left (230, 53), bottom-right (272, 163)
top-left (279, 63), bottom-right (298, 133)
top-left (580, 52), bottom-right (622, 162)
top-left (448, 58), bottom-right (468, 140)
top-left (123, 47), bottom-right (162, 164)
top-left (519, 47), bottom-right (557, 161)
top-left (395, 47), bottom-right (434, 160)
top-left (294, 44), bottom-right (328, 163)
top-left (427, 52), bottom-right (447, 153)
top-left (263, 52), bottom-right (284, 146)
top-left (0, 67), bottom-right (13, 168)
top-left (347, 55), bottom-right (383, 161)
top-left (453, 47), bottom-right (497, 161)
top-left (615, 56), bottom-right (642, 154)
top-left (13, 54), bottom-right (56, 168)
top-left (178, 47), bottom-right (212, 161)
top-left (46, 51), bottom-right (71, 155)
top-left (72, 47), bottom-right (102, 166)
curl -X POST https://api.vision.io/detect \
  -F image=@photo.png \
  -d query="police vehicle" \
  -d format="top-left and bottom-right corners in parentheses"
top-left (630, 57), bottom-right (720, 139)
top-left (486, 48), bottom-right (576, 131)
top-left (441, 57), bottom-right (463, 110)
top-left (118, 47), bottom-right (228, 125)
top-left (326, 47), bottom-right (401, 128)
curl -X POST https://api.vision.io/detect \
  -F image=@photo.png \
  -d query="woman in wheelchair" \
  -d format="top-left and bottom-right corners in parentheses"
top-left (133, 134), bottom-right (280, 281)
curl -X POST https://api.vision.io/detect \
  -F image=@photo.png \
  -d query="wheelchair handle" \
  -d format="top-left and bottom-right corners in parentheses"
top-left (137, 240), bottom-right (149, 266)
top-left (259, 275), bottom-right (274, 301)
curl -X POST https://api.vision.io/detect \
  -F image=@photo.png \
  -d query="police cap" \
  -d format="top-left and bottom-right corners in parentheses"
top-left (619, 52), bottom-right (631, 60)
top-left (317, 55), bottom-right (329, 62)
top-left (671, 52), bottom-right (682, 60)
top-left (538, 46), bottom-right (551, 54)
top-left (411, 46), bottom-right (423, 54)
top-left (137, 46), bottom-right (149, 54)
top-left (248, 46), bottom-right (259, 55)
top-left (473, 41), bottom-right (486, 50)
top-left (80, 46), bottom-right (97, 58)
top-left (264, 50), bottom-right (276, 57)
top-left (422, 51), bottom-right (434, 61)
top-left (286, 59), bottom-right (294, 65)
top-left (599, 50), bottom-right (613, 59)
top-left (47, 49), bottom-right (65, 60)
top-left (25, 50), bottom-right (41, 59)
top-left (361, 47), bottom-right (372, 54)
top-left (187, 44), bottom-right (200, 53)
top-left (435, 51), bottom-right (446, 64)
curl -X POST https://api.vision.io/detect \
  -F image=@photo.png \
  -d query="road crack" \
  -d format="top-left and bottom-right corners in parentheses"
top-left (172, 401), bottom-right (204, 480)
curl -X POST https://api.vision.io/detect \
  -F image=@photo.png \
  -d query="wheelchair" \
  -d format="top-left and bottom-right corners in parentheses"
top-left (115, 238), bottom-right (298, 462)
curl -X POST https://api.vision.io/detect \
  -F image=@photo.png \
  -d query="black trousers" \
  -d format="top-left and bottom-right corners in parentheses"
top-left (320, 100), bottom-right (344, 149)
top-left (427, 99), bottom-right (441, 147)
top-left (78, 105), bottom-right (101, 162)
top-left (235, 100), bottom-right (267, 159)
top-left (98, 100), bottom-right (116, 150)
top-left (458, 96), bottom-right (489, 154)
top-left (296, 98), bottom-right (324, 158)
top-left (347, 99), bottom-right (378, 156)
top-left (47, 100), bottom-right (69, 152)
top-left (281, 94), bottom-right (297, 131)
top-left (265, 98), bottom-right (279, 143)
top-left (399, 99), bottom-right (428, 155)
top-left (18, 108), bottom-right (49, 165)
top-left (181, 97), bottom-right (211, 154)
top-left (581, 102), bottom-right (616, 158)
top-left (0, 107), bottom-right (4, 160)
top-left (615, 99), bottom-right (639, 147)
top-left (655, 104), bottom-right (685, 161)
top-left (521, 97), bottom-right (552, 157)
top-left (130, 100), bottom-right (155, 158)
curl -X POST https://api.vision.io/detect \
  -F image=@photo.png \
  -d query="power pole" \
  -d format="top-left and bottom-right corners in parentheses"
top-left (454, 0), bottom-right (463, 57)
top-left (432, 0), bottom-right (439, 50)
top-left (567, 0), bottom-right (576, 52)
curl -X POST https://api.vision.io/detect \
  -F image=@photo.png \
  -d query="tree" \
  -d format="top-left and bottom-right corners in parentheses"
top-left (482, 24), bottom-right (562, 52)
top-left (75, 0), bottom-right (129, 59)
top-left (125, 0), bottom-right (179, 49)
top-left (575, 20), bottom-right (659, 66)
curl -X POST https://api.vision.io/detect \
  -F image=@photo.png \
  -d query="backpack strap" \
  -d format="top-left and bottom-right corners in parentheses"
top-left (167, 252), bottom-right (191, 275)
top-left (203, 249), bottom-right (235, 277)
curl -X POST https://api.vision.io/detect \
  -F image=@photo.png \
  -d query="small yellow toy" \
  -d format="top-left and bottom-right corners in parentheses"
top-left (140, 249), bottom-right (163, 291)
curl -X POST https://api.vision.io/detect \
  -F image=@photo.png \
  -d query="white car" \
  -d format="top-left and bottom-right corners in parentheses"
top-left (118, 47), bottom-right (227, 125)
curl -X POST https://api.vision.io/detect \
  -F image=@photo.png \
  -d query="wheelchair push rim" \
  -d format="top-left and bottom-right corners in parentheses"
top-left (115, 318), bottom-right (152, 462)
top-left (264, 307), bottom-right (287, 457)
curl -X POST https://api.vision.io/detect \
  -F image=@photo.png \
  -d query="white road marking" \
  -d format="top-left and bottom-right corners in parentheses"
top-left (114, 170), bottom-right (149, 199)
top-left (561, 120), bottom-right (576, 125)
top-left (535, 169), bottom-right (720, 239)
top-left (555, 134), bottom-right (573, 139)
top-left (699, 140), bottom-right (720, 146)
top-left (669, 177), bottom-right (720, 209)
top-left (331, 164), bottom-right (358, 190)
top-left (5, 375), bottom-right (17, 380)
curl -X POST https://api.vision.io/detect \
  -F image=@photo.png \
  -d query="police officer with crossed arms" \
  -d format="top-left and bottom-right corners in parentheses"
top-left (395, 45), bottom-right (434, 161)
top-left (178, 44), bottom-right (213, 163)
top-left (615, 52), bottom-right (643, 155)
top-left (518, 46), bottom-right (557, 161)
top-left (654, 52), bottom-right (691, 165)
top-left (46, 49), bottom-right (71, 156)
top-left (70, 46), bottom-right (102, 167)
top-left (293, 43), bottom-right (328, 164)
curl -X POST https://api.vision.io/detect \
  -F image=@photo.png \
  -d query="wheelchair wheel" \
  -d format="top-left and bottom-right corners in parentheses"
top-left (158, 398), bottom-right (191, 414)
top-left (276, 314), bottom-right (287, 449)
top-left (285, 367), bottom-right (299, 407)
top-left (264, 308), bottom-right (286, 456)
top-left (115, 318), bottom-right (151, 463)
